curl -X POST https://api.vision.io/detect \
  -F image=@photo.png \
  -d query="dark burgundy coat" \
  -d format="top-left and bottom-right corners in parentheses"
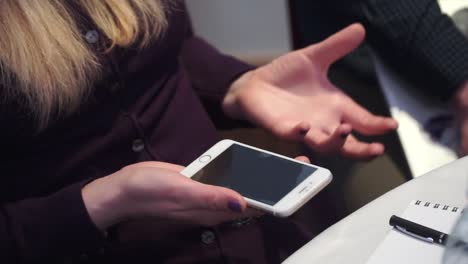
top-left (0, 3), bottom-right (318, 264)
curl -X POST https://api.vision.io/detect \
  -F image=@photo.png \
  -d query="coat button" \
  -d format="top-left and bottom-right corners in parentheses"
top-left (132, 139), bottom-right (145, 152)
top-left (85, 30), bottom-right (99, 44)
top-left (201, 230), bottom-right (216, 245)
top-left (230, 217), bottom-right (253, 228)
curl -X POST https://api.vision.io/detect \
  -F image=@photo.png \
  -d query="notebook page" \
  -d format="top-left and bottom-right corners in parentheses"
top-left (366, 200), bottom-right (462, 264)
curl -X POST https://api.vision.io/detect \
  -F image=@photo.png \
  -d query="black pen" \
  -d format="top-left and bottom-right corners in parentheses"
top-left (389, 215), bottom-right (449, 245)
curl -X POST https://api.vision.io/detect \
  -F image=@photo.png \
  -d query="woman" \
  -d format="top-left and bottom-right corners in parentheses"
top-left (0, 1), bottom-right (397, 263)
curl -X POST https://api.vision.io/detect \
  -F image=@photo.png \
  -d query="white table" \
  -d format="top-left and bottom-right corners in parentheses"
top-left (283, 156), bottom-right (468, 264)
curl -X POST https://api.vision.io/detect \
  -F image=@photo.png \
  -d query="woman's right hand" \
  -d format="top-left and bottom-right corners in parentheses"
top-left (81, 161), bottom-right (249, 231)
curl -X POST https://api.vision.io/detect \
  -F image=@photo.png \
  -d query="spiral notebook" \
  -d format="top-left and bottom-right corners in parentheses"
top-left (366, 200), bottom-right (463, 264)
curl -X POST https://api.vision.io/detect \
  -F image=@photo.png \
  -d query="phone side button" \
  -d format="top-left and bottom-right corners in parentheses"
top-left (199, 155), bottom-right (212, 163)
top-left (299, 186), bottom-right (309, 194)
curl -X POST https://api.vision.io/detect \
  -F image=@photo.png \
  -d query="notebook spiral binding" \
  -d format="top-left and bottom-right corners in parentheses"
top-left (414, 200), bottom-right (464, 213)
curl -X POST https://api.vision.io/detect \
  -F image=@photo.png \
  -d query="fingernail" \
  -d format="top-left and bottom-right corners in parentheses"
top-left (228, 201), bottom-right (242, 213)
top-left (340, 133), bottom-right (349, 139)
top-left (388, 119), bottom-right (398, 128)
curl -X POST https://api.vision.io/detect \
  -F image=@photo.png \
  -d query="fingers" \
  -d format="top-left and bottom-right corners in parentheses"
top-left (340, 135), bottom-right (385, 159)
top-left (460, 118), bottom-right (468, 156)
top-left (342, 98), bottom-right (398, 135)
top-left (183, 183), bottom-right (263, 226)
top-left (454, 82), bottom-right (468, 155)
top-left (183, 182), bottom-right (253, 227)
top-left (303, 123), bottom-right (352, 154)
top-left (124, 162), bottom-right (251, 215)
top-left (274, 119), bottom-right (388, 159)
top-left (272, 120), bottom-right (311, 141)
top-left (300, 123), bottom-right (387, 159)
top-left (188, 181), bottom-right (247, 213)
top-left (295, 155), bottom-right (310, 163)
top-left (302, 23), bottom-right (366, 69)
top-left (125, 161), bottom-right (185, 172)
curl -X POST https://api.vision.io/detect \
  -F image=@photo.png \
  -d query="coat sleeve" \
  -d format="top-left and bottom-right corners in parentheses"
top-left (335, 0), bottom-right (468, 100)
top-left (179, 8), bottom-right (255, 129)
top-left (0, 179), bottom-right (108, 263)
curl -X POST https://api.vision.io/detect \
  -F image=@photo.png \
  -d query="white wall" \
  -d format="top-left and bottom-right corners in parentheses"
top-left (438, 0), bottom-right (468, 15)
top-left (185, 0), bottom-right (292, 63)
top-left (186, 1), bottom-right (463, 62)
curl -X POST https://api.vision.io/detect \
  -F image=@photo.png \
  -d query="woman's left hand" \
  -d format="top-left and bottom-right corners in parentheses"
top-left (223, 23), bottom-right (397, 159)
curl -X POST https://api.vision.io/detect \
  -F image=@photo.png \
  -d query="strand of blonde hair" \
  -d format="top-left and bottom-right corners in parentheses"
top-left (0, 0), bottom-right (168, 130)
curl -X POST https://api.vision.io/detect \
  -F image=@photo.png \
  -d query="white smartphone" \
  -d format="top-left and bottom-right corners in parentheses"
top-left (181, 139), bottom-right (332, 217)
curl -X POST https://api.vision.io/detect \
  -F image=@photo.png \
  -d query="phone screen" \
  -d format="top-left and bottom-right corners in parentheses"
top-left (192, 144), bottom-right (317, 205)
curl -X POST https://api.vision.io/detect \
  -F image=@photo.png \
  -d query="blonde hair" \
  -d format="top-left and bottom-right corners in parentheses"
top-left (0, 0), bottom-right (168, 130)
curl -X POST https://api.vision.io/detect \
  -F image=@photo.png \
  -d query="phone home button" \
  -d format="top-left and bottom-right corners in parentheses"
top-left (199, 155), bottom-right (212, 163)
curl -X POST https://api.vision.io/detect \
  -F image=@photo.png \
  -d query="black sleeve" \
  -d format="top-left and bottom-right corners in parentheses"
top-left (331, 0), bottom-right (468, 100)
top-left (0, 179), bottom-right (107, 263)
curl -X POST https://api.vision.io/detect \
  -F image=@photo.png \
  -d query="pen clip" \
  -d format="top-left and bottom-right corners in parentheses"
top-left (395, 226), bottom-right (434, 243)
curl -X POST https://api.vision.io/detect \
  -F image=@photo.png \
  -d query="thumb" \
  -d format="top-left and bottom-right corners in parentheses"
top-left (188, 181), bottom-right (247, 213)
top-left (302, 23), bottom-right (365, 69)
top-left (124, 161), bottom-right (185, 172)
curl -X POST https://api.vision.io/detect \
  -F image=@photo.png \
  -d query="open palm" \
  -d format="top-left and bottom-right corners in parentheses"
top-left (223, 24), bottom-right (397, 159)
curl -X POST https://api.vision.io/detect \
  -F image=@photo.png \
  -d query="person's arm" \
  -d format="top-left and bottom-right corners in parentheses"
top-left (331, 0), bottom-right (468, 100)
top-left (0, 179), bottom-right (107, 263)
top-left (1, 161), bottom-right (255, 263)
top-left (327, 0), bottom-right (468, 154)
